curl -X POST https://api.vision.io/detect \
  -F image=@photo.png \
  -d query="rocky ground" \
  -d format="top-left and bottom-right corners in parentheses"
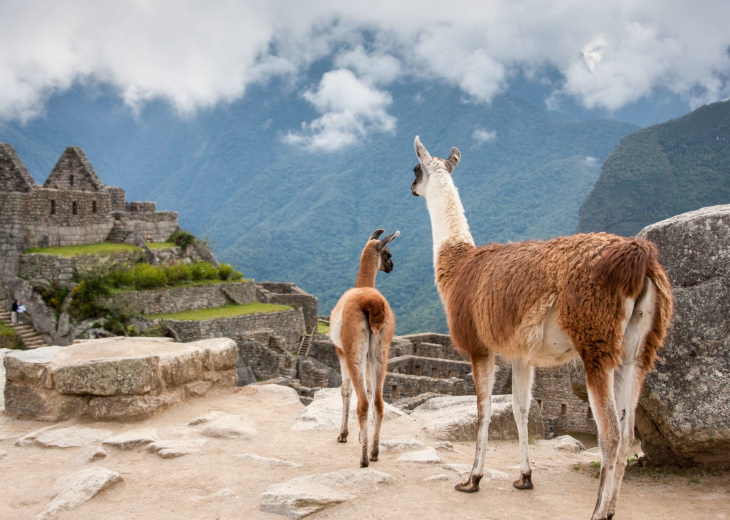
top-left (1, 385), bottom-right (728, 520)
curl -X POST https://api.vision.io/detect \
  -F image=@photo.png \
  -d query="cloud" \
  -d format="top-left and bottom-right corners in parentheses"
top-left (283, 69), bottom-right (396, 151)
top-left (1, 0), bottom-right (729, 136)
top-left (473, 128), bottom-right (497, 144)
top-left (586, 156), bottom-right (599, 166)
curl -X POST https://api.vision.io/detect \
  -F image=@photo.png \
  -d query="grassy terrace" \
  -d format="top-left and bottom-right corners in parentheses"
top-left (24, 242), bottom-right (175, 257)
top-left (149, 302), bottom-right (293, 321)
top-left (0, 322), bottom-right (17, 336)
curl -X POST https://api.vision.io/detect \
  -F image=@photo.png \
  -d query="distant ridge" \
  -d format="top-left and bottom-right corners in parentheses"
top-left (576, 100), bottom-right (730, 236)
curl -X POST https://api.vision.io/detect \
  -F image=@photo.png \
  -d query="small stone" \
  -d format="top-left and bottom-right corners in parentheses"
top-left (196, 414), bottom-right (257, 440)
top-left (188, 411), bottom-right (226, 426)
top-left (234, 453), bottom-right (301, 468)
top-left (380, 439), bottom-right (429, 453)
top-left (434, 441), bottom-right (455, 451)
top-left (396, 447), bottom-right (442, 464)
top-left (34, 426), bottom-right (113, 449)
top-left (147, 439), bottom-right (208, 458)
top-left (425, 474), bottom-right (450, 482)
top-left (37, 467), bottom-right (123, 519)
top-left (551, 435), bottom-right (585, 453)
top-left (103, 429), bottom-right (159, 450)
top-left (77, 446), bottom-right (107, 463)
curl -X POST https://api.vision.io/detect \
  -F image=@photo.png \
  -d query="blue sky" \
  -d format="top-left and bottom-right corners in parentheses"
top-left (2, 0), bottom-right (729, 150)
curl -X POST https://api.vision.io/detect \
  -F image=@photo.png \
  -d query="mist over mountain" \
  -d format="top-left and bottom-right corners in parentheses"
top-left (2, 76), bottom-right (684, 333)
top-left (576, 100), bottom-right (730, 236)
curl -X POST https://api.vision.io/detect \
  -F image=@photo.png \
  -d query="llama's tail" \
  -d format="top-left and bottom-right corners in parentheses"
top-left (640, 260), bottom-right (674, 370)
top-left (361, 294), bottom-right (387, 334)
top-left (595, 238), bottom-right (657, 299)
top-left (595, 237), bottom-right (674, 370)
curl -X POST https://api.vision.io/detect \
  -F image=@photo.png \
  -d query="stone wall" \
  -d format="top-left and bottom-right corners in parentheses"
top-left (162, 308), bottom-right (305, 351)
top-left (387, 355), bottom-right (472, 379)
top-left (383, 373), bottom-right (468, 400)
top-left (111, 281), bottom-right (256, 315)
top-left (257, 282), bottom-right (318, 333)
top-left (534, 364), bottom-right (596, 435)
top-left (236, 331), bottom-right (297, 381)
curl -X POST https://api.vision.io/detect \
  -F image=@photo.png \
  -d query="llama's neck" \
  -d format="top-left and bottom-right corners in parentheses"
top-left (425, 174), bottom-right (475, 297)
top-left (355, 250), bottom-right (378, 288)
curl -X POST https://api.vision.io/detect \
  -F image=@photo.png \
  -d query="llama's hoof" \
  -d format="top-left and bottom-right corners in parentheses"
top-left (360, 459), bottom-right (369, 468)
top-left (455, 475), bottom-right (482, 493)
top-left (337, 435), bottom-right (348, 443)
top-left (513, 472), bottom-right (533, 490)
top-left (369, 454), bottom-right (379, 462)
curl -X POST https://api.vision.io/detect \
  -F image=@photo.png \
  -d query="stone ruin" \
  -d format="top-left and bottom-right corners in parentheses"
top-left (0, 143), bottom-right (179, 274)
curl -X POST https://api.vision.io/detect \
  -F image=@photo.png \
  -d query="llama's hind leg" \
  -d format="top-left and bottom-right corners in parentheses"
top-left (336, 350), bottom-right (352, 443)
top-left (585, 366), bottom-right (620, 520)
top-left (368, 334), bottom-right (388, 462)
top-left (456, 352), bottom-right (495, 493)
top-left (511, 360), bottom-right (535, 490)
top-left (345, 343), bottom-right (371, 468)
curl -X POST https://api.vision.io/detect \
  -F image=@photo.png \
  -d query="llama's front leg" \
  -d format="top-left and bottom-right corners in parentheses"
top-left (511, 360), bottom-right (535, 490)
top-left (337, 354), bottom-right (352, 443)
top-left (456, 353), bottom-right (495, 493)
top-left (586, 367), bottom-right (620, 520)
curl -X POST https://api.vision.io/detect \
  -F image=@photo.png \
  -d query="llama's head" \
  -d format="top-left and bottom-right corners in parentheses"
top-left (411, 136), bottom-right (460, 197)
top-left (365, 229), bottom-right (400, 273)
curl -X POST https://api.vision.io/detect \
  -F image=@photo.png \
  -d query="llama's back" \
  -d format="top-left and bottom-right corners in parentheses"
top-left (444, 233), bottom-right (669, 361)
top-left (330, 288), bottom-right (394, 350)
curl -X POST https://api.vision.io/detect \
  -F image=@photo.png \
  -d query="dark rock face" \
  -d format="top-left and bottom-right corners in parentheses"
top-left (636, 205), bottom-right (730, 467)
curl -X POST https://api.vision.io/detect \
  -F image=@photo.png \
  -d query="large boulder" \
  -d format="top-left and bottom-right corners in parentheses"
top-left (410, 394), bottom-right (544, 441)
top-left (635, 205), bottom-right (730, 467)
top-left (3, 337), bottom-right (238, 421)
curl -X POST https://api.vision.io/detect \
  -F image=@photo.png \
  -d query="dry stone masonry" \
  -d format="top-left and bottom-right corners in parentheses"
top-left (3, 336), bottom-right (237, 421)
top-left (0, 143), bottom-right (178, 273)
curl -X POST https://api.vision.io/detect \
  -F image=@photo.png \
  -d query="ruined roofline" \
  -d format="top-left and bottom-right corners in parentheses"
top-left (0, 143), bottom-right (38, 192)
top-left (44, 146), bottom-right (106, 191)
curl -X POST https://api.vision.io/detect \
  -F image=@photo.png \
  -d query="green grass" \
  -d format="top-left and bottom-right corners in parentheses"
top-left (24, 242), bottom-right (141, 257)
top-left (146, 242), bottom-right (175, 250)
top-left (110, 278), bottom-right (253, 294)
top-left (0, 322), bottom-right (17, 336)
top-left (149, 302), bottom-right (293, 321)
top-left (317, 321), bottom-right (330, 334)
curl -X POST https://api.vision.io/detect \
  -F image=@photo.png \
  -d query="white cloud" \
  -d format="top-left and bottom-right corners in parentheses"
top-left (283, 69), bottom-right (396, 151)
top-left (473, 128), bottom-right (497, 144)
top-left (586, 156), bottom-right (599, 166)
top-left (1, 0), bottom-right (729, 135)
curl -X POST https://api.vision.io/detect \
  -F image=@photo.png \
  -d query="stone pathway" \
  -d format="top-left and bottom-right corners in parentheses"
top-left (0, 310), bottom-right (47, 349)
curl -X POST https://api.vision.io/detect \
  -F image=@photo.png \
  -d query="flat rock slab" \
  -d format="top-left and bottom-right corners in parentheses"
top-left (380, 439), bottom-right (429, 452)
top-left (37, 467), bottom-right (123, 519)
top-left (291, 388), bottom-right (405, 432)
top-left (260, 468), bottom-right (393, 519)
top-left (235, 453), bottom-right (301, 468)
top-left (34, 426), bottom-right (113, 449)
top-left (196, 414), bottom-right (257, 439)
top-left (410, 395), bottom-right (543, 441)
top-left (443, 463), bottom-right (511, 480)
top-left (240, 384), bottom-right (305, 408)
top-left (396, 447), bottom-right (442, 464)
top-left (102, 429), bottom-right (159, 450)
top-left (3, 337), bottom-right (238, 421)
top-left (147, 438), bottom-right (209, 458)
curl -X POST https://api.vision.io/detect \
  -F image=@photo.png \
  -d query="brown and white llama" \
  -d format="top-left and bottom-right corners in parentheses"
top-left (411, 136), bottom-right (672, 520)
top-left (329, 229), bottom-right (399, 468)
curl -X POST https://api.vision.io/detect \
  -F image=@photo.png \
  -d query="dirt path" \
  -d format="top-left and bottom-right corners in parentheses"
top-left (1, 387), bottom-right (728, 520)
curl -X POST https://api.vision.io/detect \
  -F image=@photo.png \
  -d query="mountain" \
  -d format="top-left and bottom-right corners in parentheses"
top-left (1, 78), bottom-right (642, 333)
top-left (576, 100), bottom-right (730, 236)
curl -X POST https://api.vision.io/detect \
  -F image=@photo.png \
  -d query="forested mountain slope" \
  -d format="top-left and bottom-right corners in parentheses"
top-left (576, 100), bottom-right (730, 236)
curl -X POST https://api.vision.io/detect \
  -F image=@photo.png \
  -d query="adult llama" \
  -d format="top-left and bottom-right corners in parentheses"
top-left (410, 136), bottom-right (672, 520)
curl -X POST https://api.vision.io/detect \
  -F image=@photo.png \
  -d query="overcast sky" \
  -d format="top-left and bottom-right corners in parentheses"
top-left (2, 0), bottom-right (729, 150)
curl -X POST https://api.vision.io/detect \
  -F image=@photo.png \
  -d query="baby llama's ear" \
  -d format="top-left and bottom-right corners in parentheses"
top-left (369, 229), bottom-right (385, 241)
top-left (376, 231), bottom-right (400, 251)
top-left (414, 136), bottom-right (432, 164)
top-left (445, 147), bottom-right (461, 173)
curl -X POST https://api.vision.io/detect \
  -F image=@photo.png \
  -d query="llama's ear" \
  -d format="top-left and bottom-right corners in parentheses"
top-left (414, 136), bottom-right (431, 164)
top-left (376, 230), bottom-right (400, 251)
top-left (445, 147), bottom-right (461, 173)
top-left (369, 229), bottom-right (385, 241)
